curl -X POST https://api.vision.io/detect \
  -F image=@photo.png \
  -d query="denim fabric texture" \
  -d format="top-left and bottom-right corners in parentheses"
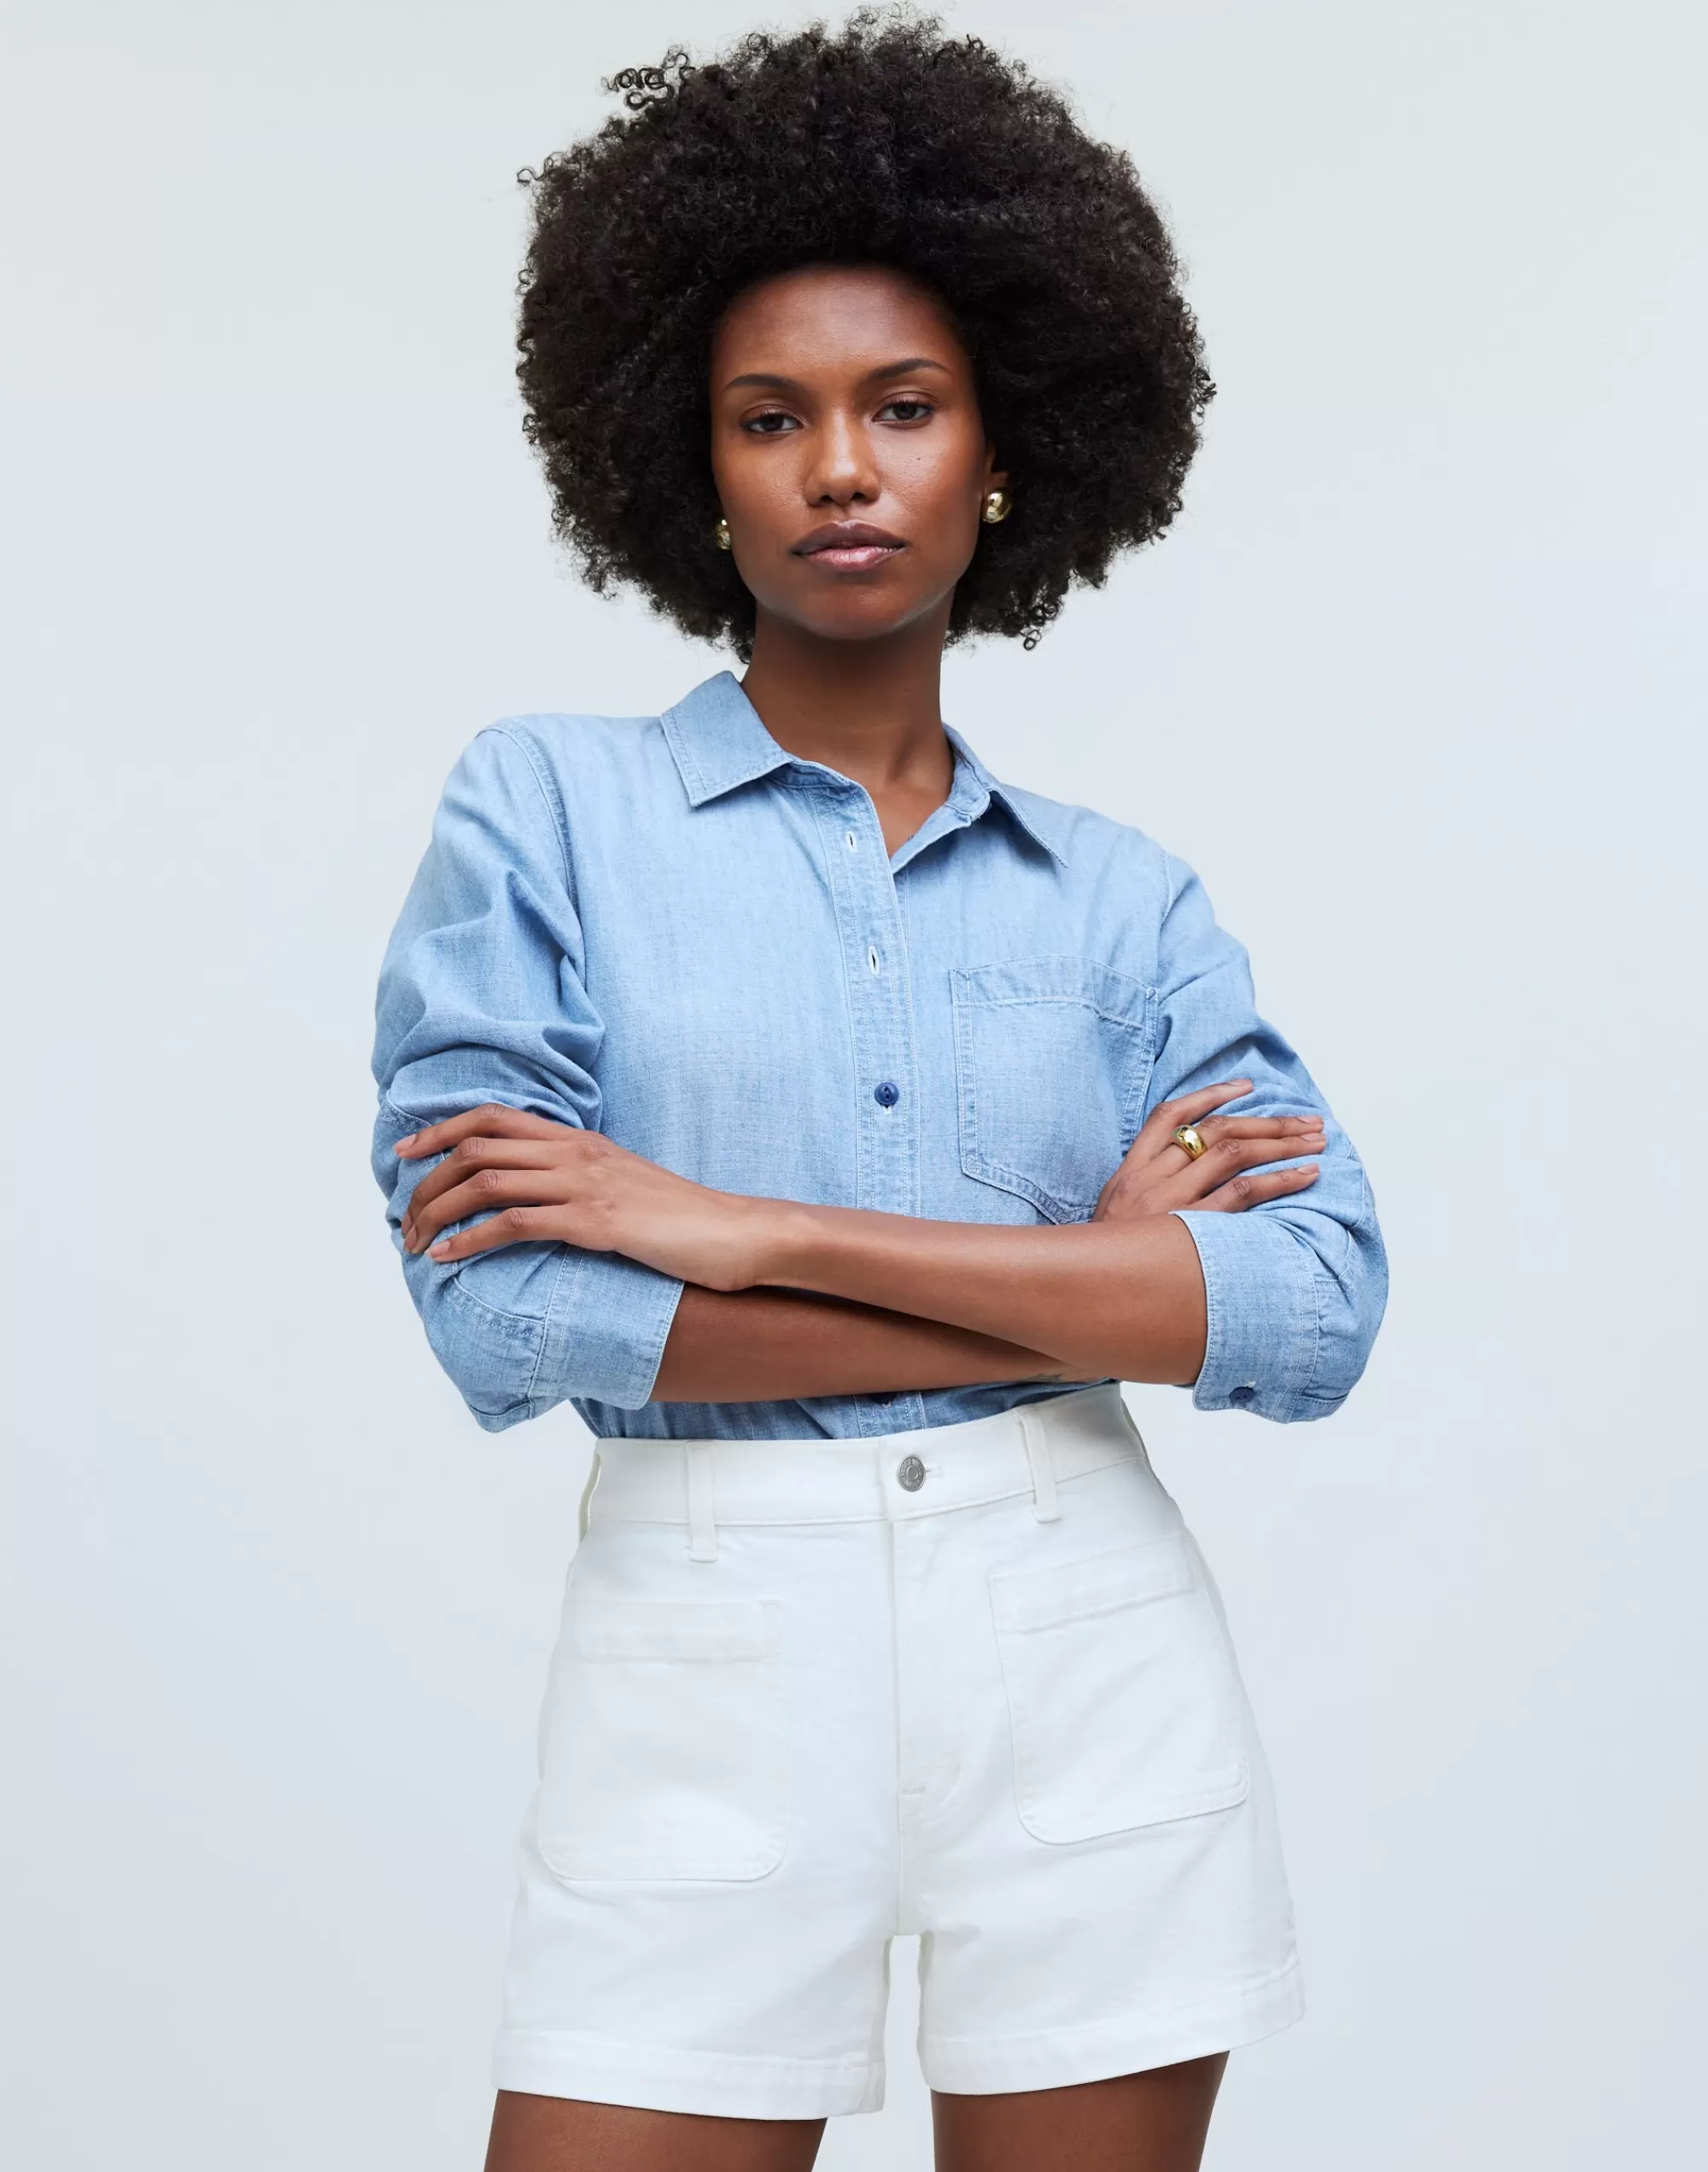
top-left (371, 670), bottom-right (1386, 1438)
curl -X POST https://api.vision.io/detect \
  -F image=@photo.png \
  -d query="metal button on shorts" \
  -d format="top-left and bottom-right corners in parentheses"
top-left (896, 1453), bottom-right (927, 1492)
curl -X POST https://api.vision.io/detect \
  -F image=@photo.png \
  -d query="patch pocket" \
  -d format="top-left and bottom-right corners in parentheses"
top-left (537, 1594), bottom-right (787, 1882)
top-left (991, 1531), bottom-right (1251, 1843)
top-left (951, 957), bottom-right (1157, 1223)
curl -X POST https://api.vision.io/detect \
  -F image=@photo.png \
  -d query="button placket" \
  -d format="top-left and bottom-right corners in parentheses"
top-left (810, 783), bottom-right (921, 1438)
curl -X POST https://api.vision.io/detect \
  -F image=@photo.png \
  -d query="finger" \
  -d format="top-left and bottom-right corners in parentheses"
top-left (404, 1168), bottom-right (573, 1252)
top-left (394, 1104), bottom-right (569, 1159)
top-left (1127, 1134), bottom-right (1320, 1213)
top-left (1196, 1164), bottom-right (1320, 1213)
top-left (428, 1203), bottom-right (564, 1263)
top-left (1143, 1080), bottom-right (1255, 1139)
top-left (1157, 1112), bottom-right (1325, 1168)
top-left (1192, 1114), bottom-right (1325, 1146)
top-left (1121, 1085), bottom-right (1269, 1175)
top-left (402, 1135), bottom-right (570, 1225)
top-left (1187, 1132), bottom-right (1325, 1189)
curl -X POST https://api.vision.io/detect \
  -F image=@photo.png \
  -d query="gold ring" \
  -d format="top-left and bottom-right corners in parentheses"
top-left (1170, 1123), bottom-right (1208, 1162)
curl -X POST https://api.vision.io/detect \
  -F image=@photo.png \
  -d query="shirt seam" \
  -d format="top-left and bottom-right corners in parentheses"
top-left (525, 1243), bottom-right (581, 1403)
top-left (813, 793), bottom-right (869, 1228)
top-left (1178, 1208), bottom-right (1323, 1416)
top-left (1293, 1228), bottom-right (1325, 1405)
top-left (488, 722), bottom-right (577, 903)
top-left (629, 1269), bottom-right (685, 1407)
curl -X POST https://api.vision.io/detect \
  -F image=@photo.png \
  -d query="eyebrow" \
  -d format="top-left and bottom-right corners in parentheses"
top-left (720, 356), bottom-right (954, 393)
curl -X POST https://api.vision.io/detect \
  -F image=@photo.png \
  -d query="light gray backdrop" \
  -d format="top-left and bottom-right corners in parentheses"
top-left (3, 3), bottom-right (1704, 2165)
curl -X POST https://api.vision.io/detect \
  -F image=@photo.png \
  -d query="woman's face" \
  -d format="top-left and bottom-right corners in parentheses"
top-left (709, 262), bottom-right (1005, 646)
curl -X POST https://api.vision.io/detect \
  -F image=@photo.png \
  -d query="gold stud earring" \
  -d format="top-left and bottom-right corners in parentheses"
top-left (981, 488), bottom-right (1012, 525)
top-left (714, 516), bottom-right (732, 551)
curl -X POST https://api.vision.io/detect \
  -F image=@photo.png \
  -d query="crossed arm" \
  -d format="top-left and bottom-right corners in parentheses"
top-left (393, 1082), bottom-right (1324, 1403)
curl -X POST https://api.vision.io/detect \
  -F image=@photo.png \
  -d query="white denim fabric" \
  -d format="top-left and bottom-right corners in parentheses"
top-left (490, 1387), bottom-right (1302, 2117)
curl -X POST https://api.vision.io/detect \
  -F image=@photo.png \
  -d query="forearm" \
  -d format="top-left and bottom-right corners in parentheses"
top-left (757, 1205), bottom-right (1208, 1385)
top-left (652, 1284), bottom-right (1068, 1404)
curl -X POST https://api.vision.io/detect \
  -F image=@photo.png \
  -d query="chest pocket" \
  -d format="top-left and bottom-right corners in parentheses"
top-left (951, 957), bottom-right (1158, 1224)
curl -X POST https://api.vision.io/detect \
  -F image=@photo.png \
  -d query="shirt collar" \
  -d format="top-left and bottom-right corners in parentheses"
top-left (660, 669), bottom-right (1069, 865)
top-left (660, 670), bottom-right (796, 805)
top-left (940, 724), bottom-right (1071, 864)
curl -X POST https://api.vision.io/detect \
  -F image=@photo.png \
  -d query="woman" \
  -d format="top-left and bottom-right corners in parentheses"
top-left (372, 19), bottom-right (1386, 2170)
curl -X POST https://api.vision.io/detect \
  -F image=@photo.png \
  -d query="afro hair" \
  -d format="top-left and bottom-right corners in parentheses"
top-left (515, 9), bottom-right (1214, 653)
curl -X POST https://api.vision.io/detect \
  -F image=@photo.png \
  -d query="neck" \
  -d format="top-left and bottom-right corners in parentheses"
top-left (739, 604), bottom-right (953, 800)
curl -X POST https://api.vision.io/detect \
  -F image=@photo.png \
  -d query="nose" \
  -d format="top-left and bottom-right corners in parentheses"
top-left (804, 406), bottom-right (879, 508)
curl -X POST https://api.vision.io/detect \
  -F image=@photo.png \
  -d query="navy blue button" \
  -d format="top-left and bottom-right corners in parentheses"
top-left (874, 1080), bottom-right (900, 1108)
top-left (1229, 1385), bottom-right (1256, 1408)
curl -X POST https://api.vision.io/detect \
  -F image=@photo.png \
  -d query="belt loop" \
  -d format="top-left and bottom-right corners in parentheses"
top-left (1021, 1410), bottom-right (1061, 1524)
top-left (686, 1442), bottom-right (718, 1562)
top-left (576, 1450), bottom-right (602, 1544)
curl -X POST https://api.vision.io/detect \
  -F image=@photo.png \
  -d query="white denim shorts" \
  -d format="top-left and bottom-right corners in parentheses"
top-left (490, 1385), bottom-right (1301, 2119)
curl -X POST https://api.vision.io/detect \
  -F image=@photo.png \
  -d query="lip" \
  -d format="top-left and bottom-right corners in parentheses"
top-left (792, 521), bottom-right (907, 571)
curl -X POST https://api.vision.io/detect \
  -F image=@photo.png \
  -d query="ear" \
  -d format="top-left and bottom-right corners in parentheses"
top-left (982, 442), bottom-right (1009, 490)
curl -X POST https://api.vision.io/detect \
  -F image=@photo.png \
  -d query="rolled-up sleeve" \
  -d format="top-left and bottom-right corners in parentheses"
top-left (371, 725), bottom-right (682, 1431)
top-left (1149, 853), bottom-right (1387, 1422)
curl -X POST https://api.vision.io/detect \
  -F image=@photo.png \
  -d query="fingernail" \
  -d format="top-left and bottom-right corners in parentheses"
top-left (429, 1241), bottom-right (451, 1259)
top-left (395, 1133), bottom-right (417, 1153)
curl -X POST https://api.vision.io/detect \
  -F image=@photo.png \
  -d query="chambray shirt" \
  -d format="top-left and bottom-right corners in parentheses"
top-left (371, 670), bottom-right (1385, 1439)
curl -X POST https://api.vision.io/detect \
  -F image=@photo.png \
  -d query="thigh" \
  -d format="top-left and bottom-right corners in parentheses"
top-left (930, 2054), bottom-right (1228, 2172)
top-left (483, 2090), bottom-right (826, 2172)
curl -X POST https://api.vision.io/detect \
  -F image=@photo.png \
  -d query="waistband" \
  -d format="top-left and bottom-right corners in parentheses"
top-left (578, 1385), bottom-right (1154, 1560)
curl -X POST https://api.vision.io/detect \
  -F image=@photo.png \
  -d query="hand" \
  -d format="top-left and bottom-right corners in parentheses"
top-left (395, 1105), bottom-right (775, 1291)
top-left (1092, 1080), bottom-right (1323, 1223)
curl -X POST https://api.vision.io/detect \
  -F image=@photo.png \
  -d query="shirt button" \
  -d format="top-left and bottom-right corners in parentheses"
top-left (896, 1453), bottom-right (927, 1492)
top-left (874, 1080), bottom-right (900, 1108)
top-left (1229, 1385), bottom-right (1256, 1408)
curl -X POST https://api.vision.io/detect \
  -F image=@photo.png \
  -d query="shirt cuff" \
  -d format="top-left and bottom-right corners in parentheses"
top-left (1173, 1209), bottom-right (1321, 1421)
top-left (537, 1247), bottom-right (685, 1413)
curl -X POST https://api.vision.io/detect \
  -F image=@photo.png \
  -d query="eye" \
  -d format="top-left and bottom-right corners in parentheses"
top-left (742, 408), bottom-right (799, 436)
top-left (878, 397), bottom-right (935, 424)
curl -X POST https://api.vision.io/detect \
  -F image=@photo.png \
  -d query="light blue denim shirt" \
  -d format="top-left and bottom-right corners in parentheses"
top-left (372, 670), bottom-right (1385, 1439)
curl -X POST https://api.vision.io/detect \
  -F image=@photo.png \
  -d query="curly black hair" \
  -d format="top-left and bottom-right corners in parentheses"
top-left (515, 9), bottom-right (1213, 654)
